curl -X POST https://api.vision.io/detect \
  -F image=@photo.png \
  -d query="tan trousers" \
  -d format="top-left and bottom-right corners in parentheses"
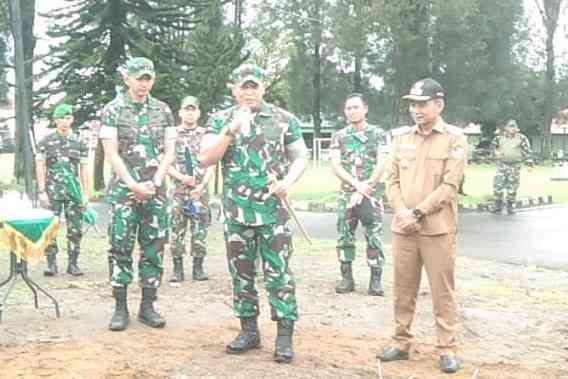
top-left (391, 232), bottom-right (458, 354)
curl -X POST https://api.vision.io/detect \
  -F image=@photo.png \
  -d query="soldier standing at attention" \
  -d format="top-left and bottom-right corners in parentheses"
top-left (379, 79), bottom-right (467, 374)
top-left (329, 93), bottom-right (388, 296)
top-left (99, 57), bottom-right (176, 331)
top-left (200, 64), bottom-right (308, 363)
top-left (36, 103), bottom-right (90, 277)
top-left (490, 119), bottom-right (533, 215)
top-left (168, 96), bottom-right (214, 282)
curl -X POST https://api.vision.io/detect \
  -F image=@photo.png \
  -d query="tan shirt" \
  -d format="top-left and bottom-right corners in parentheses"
top-left (385, 118), bottom-right (467, 235)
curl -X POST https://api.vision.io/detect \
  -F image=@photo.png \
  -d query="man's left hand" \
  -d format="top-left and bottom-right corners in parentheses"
top-left (189, 184), bottom-right (204, 200)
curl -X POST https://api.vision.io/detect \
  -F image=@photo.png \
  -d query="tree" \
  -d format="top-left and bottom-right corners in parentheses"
top-left (533, 0), bottom-right (567, 156)
top-left (40, 0), bottom-right (243, 190)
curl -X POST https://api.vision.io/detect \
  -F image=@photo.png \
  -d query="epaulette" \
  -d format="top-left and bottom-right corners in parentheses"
top-left (445, 124), bottom-right (464, 136)
top-left (390, 126), bottom-right (412, 136)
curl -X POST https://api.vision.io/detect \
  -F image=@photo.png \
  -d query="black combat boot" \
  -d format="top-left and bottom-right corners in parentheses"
top-left (506, 201), bottom-right (516, 215)
top-left (138, 288), bottom-right (166, 328)
top-left (169, 257), bottom-right (185, 282)
top-left (335, 262), bottom-right (355, 294)
top-left (368, 267), bottom-right (384, 296)
top-left (491, 199), bottom-right (503, 214)
top-left (109, 287), bottom-right (129, 331)
top-left (66, 251), bottom-right (84, 276)
top-left (274, 319), bottom-right (294, 363)
top-left (43, 255), bottom-right (58, 277)
top-left (226, 317), bottom-right (261, 354)
top-left (192, 257), bottom-right (209, 281)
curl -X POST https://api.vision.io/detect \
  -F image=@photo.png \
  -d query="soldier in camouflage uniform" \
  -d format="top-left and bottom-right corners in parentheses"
top-left (329, 94), bottom-right (388, 296)
top-left (99, 57), bottom-right (176, 331)
top-left (491, 119), bottom-right (533, 215)
top-left (168, 95), bottom-right (214, 282)
top-left (200, 64), bottom-right (308, 363)
top-left (35, 103), bottom-right (90, 277)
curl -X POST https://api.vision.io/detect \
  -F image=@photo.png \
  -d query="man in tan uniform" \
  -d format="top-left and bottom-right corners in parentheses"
top-left (379, 78), bottom-right (466, 374)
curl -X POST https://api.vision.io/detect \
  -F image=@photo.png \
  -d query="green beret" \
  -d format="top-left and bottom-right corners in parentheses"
top-left (52, 104), bottom-right (74, 119)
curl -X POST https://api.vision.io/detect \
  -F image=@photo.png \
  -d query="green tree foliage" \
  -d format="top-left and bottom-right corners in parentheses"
top-left (39, 0), bottom-right (244, 188)
top-left (181, 0), bottom-right (245, 116)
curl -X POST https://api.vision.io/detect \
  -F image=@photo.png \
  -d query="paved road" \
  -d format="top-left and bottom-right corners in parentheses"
top-left (297, 205), bottom-right (568, 270)
top-left (92, 203), bottom-right (568, 270)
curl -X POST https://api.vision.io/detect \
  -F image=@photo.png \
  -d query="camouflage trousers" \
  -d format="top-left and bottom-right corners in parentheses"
top-left (107, 193), bottom-right (169, 288)
top-left (224, 219), bottom-right (298, 321)
top-left (170, 192), bottom-right (211, 258)
top-left (336, 193), bottom-right (385, 269)
top-left (46, 198), bottom-right (83, 257)
top-left (493, 162), bottom-right (521, 203)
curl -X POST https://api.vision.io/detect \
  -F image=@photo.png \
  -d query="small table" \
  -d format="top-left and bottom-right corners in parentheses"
top-left (0, 208), bottom-right (61, 322)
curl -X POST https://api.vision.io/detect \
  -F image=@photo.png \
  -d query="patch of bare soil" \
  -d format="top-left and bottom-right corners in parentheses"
top-left (1, 226), bottom-right (568, 378)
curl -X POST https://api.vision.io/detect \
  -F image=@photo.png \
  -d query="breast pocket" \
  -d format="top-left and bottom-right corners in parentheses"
top-left (426, 153), bottom-right (447, 176)
top-left (396, 152), bottom-right (416, 170)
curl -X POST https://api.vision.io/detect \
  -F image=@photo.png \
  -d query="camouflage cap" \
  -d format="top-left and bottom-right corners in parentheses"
top-left (180, 96), bottom-right (200, 109)
top-left (52, 103), bottom-right (73, 119)
top-left (126, 57), bottom-right (155, 78)
top-left (402, 78), bottom-right (445, 101)
top-left (231, 64), bottom-right (267, 86)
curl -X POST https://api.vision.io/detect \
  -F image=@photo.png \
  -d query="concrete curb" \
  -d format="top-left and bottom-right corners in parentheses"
top-left (293, 195), bottom-right (555, 214)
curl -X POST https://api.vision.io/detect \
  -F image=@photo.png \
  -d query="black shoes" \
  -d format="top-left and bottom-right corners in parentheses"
top-left (226, 317), bottom-right (261, 354)
top-left (335, 262), bottom-right (355, 294)
top-left (44, 255), bottom-right (58, 277)
top-left (378, 346), bottom-right (409, 361)
top-left (440, 353), bottom-right (460, 373)
top-left (66, 251), bottom-right (84, 276)
top-left (138, 288), bottom-right (166, 328)
top-left (368, 267), bottom-right (384, 296)
top-left (169, 257), bottom-right (185, 283)
top-left (274, 320), bottom-right (294, 363)
top-left (109, 287), bottom-right (129, 331)
top-left (192, 257), bottom-right (209, 281)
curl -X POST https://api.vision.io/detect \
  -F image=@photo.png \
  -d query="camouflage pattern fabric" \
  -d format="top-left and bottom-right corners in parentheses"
top-left (36, 131), bottom-right (89, 201)
top-left (336, 195), bottom-right (385, 268)
top-left (205, 101), bottom-right (306, 226)
top-left (330, 125), bottom-right (388, 267)
top-left (206, 100), bottom-right (307, 321)
top-left (491, 132), bottom-right (533, 203)
top-left (101, 90), bottom-right (175, 288)
top-left (224, 212), bottom-right (297, 321)
top-left (36, 130), bottom-right (88, 257)
top-left (170, 126), bottom-right (210, 258)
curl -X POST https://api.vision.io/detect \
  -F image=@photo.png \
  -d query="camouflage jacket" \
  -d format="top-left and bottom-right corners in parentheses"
top-left (99, 90), bottom-right (176, 202)
top-left (490, 132), bottom-right (533, 164)
top-left (172, 125), bottom-right (208, 196)
top-left (36, 130), bottom-right (88, 201)
top-left (206, 101), bottom-right (307, 226)
top-left (330, 124), bottom-right (388, 196)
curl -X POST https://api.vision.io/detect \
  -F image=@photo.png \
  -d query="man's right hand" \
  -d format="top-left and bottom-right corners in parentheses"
top-left (129, 181), bottom-right (156, 201)
top-left (181, 175), bottom-right (196, 186)
top-left (39, 192), bottom-right (50, 209)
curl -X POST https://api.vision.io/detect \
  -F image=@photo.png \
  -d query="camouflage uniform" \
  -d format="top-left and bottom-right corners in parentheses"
top-left (36, 130), bottom-right (89, 258)
top-left (100, 89), bottom-right (176, 288)
top-left (330, 124), bottom-right (388, 268)
top-left (206, 101), bottom-right (307, 321)
top-left (170, 126), bottom-right (211, 259)
top-left (491, 129), bottom-right (533, 207)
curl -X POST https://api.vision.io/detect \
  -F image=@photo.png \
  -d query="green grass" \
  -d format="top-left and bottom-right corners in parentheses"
top-left (2, 153), bottom-right (566, 205)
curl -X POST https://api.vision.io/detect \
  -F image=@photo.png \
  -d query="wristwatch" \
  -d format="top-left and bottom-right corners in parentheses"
top-left (411, 208), bottom-right (424, 220)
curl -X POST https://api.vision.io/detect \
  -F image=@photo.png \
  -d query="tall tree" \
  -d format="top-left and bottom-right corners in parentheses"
top-left (533, 0), bottom-right (566, 156)
top-left (8, 0), bottom-right (35, 187)
top-left (40, 0), bottom-right (242, 190)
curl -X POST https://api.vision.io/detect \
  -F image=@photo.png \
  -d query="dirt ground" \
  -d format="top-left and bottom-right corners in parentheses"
top-left (1, 223), bottom-right (568, 379)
